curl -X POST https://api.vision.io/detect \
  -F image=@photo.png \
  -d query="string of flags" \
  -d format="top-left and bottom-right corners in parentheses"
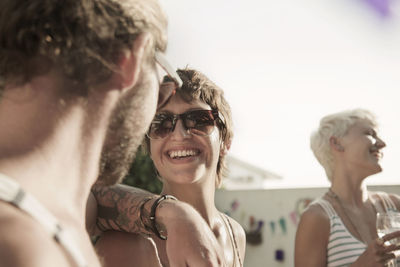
top-left (223, 197), bottom-right (314, 245)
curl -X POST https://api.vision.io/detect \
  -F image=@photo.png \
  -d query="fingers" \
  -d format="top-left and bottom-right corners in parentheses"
top-left (377, 252), bottom-right (396, 265)
top-left (382, 230), bottom-right (400, 243)
top-left (373, 237), bottom-right (398, 265)
top-left (376, 237), bottom-right (385, 246)
top-left (375, 237), bottom-right (399, 253)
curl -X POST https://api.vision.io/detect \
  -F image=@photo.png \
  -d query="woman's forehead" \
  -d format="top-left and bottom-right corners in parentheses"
top-left (159, 95), bottom-right (211, 113)
top-left (350, 118), bottom-right (377, 132)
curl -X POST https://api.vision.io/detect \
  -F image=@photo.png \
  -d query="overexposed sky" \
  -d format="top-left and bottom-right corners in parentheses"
top-left (160, 0), bottom-right (400, 187)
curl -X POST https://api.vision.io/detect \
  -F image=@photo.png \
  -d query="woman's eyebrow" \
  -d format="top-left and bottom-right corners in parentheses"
top-left (156, 107), bottom-right (209, 115)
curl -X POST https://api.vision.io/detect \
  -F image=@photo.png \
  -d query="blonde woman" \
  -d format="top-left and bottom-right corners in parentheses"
top-left (295, 109), bottom-right (400, 267)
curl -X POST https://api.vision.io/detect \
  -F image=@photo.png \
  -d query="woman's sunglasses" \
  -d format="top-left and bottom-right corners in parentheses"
top-left (146, 109), bottom-right (224, 139)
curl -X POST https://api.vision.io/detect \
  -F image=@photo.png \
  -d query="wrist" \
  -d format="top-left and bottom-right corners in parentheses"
top-left (150, 195), bottom-right (177, 240)
top-left (140, 195), bottom-right (178, 239)
top-left (139, 196), bottom-right (156, 234)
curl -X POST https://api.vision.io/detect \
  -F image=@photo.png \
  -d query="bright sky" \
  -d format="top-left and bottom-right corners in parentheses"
top-left (160, 0), bottom-right (400, 187)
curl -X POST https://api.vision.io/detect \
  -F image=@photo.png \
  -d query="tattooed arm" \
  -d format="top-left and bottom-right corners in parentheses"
top-left (88, 183), bottom-right (154, 235)
top-left (88, 183), bottom-right (227, 266)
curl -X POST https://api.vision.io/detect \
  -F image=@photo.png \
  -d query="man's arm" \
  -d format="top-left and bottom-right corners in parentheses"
top-left (89, 183), bottom-right (153, 235)
top-left (89, 183), bottom-right (226, 266)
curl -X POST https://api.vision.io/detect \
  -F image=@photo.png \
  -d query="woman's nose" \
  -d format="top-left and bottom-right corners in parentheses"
top-left (376, 137), bottom-right (386, 148)
top-left (170, 119), bottom-right (191, 139)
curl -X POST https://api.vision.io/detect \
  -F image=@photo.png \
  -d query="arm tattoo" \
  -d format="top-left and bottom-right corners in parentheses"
top-left (91, 183), bottom-right (157, 235)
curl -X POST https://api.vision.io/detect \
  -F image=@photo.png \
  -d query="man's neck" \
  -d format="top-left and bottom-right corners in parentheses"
top-left (0, 72), bottom-right (117, 226)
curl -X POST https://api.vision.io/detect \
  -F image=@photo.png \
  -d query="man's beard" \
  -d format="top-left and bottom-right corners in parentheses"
top-left (98, 70), bottom-right (156, 185)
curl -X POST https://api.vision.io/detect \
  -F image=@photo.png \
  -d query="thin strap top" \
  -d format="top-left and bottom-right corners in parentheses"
top-left (0, 173), bottom-right (88, 267)
top-left (220, 213), bottom-right (242, 267)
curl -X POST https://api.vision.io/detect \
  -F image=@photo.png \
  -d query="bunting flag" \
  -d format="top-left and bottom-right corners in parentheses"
top-left (278, 217), bottom-right (287, 234)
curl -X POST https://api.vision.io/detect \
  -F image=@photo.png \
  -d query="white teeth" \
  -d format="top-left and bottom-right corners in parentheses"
top-left (169, 149), bottom-right (198, 159)
top-left (371, 150), bottom-right (383, 159)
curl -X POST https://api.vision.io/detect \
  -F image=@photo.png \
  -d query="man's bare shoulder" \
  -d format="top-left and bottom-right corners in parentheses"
top-left (0, 204), bottom-right (70, 267)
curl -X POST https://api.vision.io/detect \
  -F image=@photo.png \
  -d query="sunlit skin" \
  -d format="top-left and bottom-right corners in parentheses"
top-left (337, 119), bottom-right (386, 180)
top-left (295, 117), bottom-right (400, 267)
top-left (151, 96), bottom-right (221, 190)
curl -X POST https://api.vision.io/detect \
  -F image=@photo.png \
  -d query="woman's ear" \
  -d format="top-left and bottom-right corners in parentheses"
top-left (110, 33), bottom-right (152, 91)
top-left (220, 139), bottom-right (232, 156)
top-left (330, 136), bottom-right (344, 152)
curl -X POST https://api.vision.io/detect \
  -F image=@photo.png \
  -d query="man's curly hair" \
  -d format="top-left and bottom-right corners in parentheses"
top-left (0, 0), bottom-right (167, 95)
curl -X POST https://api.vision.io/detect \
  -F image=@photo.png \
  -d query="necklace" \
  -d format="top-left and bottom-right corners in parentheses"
top-left (328, 188), bottom-right (376, 244)
top-left (219, 213), bottom-right (242, 267)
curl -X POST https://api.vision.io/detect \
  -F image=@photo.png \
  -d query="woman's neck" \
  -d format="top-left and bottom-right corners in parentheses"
top-left (330, 175), bottom-right (369, 207)
top-left (161, 180), bottom-right (219, 226)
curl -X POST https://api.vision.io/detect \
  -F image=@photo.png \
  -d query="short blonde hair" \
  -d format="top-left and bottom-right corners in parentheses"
top-left (310, 109), bottom-right (377, 181)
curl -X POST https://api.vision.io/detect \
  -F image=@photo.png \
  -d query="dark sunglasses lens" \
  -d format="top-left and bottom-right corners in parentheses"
top-left (148, 110), bottom-right (218, 139)
top-left (185, 110), bottom-right (216, 136)
top-left (157, 82), bottom-right (176, 109)
top-left (148, 115), bottom-right (174, 139)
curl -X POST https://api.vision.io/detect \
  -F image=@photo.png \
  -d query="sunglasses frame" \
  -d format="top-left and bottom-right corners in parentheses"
top-left (154, 52), bottom-right (183, 109)
top-left (155, 52), bottom-right (183, 88)
top-left (146, 109), bottom-right (224, 140)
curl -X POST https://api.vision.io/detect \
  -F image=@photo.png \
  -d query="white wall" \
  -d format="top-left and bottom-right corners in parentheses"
top-left (161, 0), bottom-right (400, 188)
top-left (216, 185), bottom-right (400, 267)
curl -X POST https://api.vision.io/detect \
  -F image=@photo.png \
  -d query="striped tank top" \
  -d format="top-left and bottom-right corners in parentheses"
top-left (314, 192), bottom-right (399, 267)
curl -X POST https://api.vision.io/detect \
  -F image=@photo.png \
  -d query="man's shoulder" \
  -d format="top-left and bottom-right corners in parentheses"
top-left (0, 202), bottom-right (41, 239)
top-left (0, 203), bottom-right (70, 267)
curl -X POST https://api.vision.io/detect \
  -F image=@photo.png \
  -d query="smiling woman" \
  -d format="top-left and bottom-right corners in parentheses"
top-left (295, 109), bottom-right (400, 267)
top-left (95, 68), bottom-right (246, 267)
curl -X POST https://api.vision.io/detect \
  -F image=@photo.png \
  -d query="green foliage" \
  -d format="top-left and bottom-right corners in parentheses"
top-left (122, 148), bottom-right (162, 194)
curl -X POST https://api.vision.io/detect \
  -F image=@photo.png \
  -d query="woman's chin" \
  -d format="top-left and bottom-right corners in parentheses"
top-left (368, 165), bottom-right (383, 176)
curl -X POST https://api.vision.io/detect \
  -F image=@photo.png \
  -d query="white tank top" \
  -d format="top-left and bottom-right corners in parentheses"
top-left (314, 193), bottom-right (399, 267)
top-left (0, 173), bottom-right (88, 267)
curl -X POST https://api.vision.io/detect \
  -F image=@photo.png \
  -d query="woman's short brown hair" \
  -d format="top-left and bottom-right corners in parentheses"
top-left (144, 68), bottom-right (233, 188)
